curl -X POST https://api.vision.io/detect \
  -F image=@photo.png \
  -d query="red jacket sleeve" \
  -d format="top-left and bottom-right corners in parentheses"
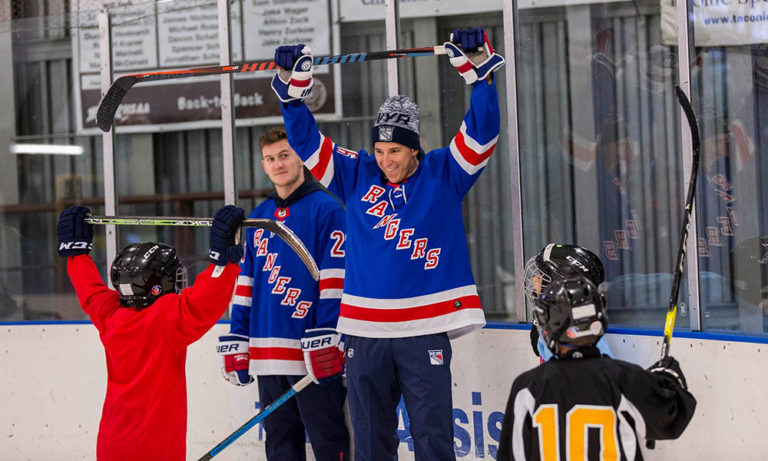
top-left (66, 254), bottom-right (120, 332)
top-left (159, 262), bottom-right (241, 348)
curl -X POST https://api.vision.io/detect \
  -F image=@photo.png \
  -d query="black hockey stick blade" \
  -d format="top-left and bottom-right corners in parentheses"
top-left (96, 45), bottom-right (447, 132)
top-left (96, 75), bottom-right (136, 131)
top-left (85, 215), bottom-right (320, 280)
top-left (659, 85), bottom-right (701, 360)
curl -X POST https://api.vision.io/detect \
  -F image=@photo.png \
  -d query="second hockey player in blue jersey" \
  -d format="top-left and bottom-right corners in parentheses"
top-left (272, 28), bottom-right (504, 460)
top-left (217, 128), bottom-right (349, 460)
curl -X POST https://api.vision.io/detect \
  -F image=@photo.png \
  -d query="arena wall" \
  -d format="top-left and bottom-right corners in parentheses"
top-left (1, 323), bottom-right (765, 460)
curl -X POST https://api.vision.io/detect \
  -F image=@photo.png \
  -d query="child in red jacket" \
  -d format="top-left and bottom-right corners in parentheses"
top-left (58, 205), bottom-right (244, 461)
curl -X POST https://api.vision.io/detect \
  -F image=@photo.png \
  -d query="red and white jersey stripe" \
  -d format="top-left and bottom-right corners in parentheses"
top-left (232, 275), bottom-right (253, 307)
top-left (319, 268), bottom-right (345, 299)
top-left (449, 121), bottom-right (499, 175)
top-left (337, 285), bottom-right (486, 339)
top-left (248, 337), bottom-right (306, 376)
top-left (304, 134), bottom-right (336, 188)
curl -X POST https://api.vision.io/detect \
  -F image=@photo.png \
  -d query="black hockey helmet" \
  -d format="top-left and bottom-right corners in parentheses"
top-left (524, 243), bottom-right (605, 306)
top-left (110, 242), bottom-right (187, 308)
top-left (534, 276), bottom-right (607, 355)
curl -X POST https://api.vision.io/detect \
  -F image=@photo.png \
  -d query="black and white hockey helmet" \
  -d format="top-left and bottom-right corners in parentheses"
top-left (524, 243), bottom-right (605, 306)
top-left (533, 276), bottom-right (607, 355)
top-left (110, 242), bottom-right (187, 308)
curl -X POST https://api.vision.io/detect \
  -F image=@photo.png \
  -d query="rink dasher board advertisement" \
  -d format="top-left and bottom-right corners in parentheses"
top-left (70, 0), bottom-right (339, 134)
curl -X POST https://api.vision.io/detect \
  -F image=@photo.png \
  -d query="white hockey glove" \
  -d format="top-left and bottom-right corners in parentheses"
top-left (444, 28), bottom-right (505, 85)
top-left (271, 44), bottom-right (314, 103)
top-left (301, 328), bottom-right (345, 385)
top-left (217, 334), bottom-right (254, 386)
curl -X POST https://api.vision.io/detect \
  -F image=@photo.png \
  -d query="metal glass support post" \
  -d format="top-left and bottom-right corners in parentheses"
top-left (218, 0), bottom-right (237, 205)
top-left (502, 0), bottom-right (526, 322)
top-left (675, 0), bottom-right (701, 331)
top-left (98, 10), bottom-right (118, 283)
top-left (385, 0), bottom-right (401, 97)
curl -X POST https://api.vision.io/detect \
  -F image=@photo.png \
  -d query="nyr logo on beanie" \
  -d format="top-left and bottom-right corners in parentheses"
top-left (378, 126), bottom-right (394, 142)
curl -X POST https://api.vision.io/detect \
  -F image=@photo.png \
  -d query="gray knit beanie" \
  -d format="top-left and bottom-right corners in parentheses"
top-left (371, 95), bottom-right (422, 152)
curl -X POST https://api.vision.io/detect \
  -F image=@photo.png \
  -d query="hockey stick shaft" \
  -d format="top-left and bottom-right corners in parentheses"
top-left (84, 215), bottom-right (320, 280)
top-left (660, 85), bottom-right (702, 360)
top-left (197, 375), bottom-right (314, 460)
top-left (97, 45), bottom-right (447, 131)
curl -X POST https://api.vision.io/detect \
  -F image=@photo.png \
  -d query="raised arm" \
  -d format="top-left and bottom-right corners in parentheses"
top-left (161, 206), bottom-right (244, 347)
top-left (438, 29), bottom-right (504, 195)
top-left (272, 44), bottom-right (360, 203)
top-left (58, 206), bottom-right (119, 330)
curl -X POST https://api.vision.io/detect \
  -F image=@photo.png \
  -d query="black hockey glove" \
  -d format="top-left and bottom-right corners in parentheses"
top-left (57, 206), bottom-right (94, 258)
top-left (647, 356), bottom-right (688, 390)
top-left (209, 205), bottom-right (245, 266)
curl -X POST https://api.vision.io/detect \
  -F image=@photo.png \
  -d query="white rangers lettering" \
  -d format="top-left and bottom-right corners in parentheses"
top-left (425, 248), bottom-right (441, 269)
top-left (396, 229), bottom-right (414, 250)
top-left (292, 301), bottom-right (311, 319)
top-left (361, 185), bottom-right (385, 203)
top-left (330, 230), bottom-right (345, 257)
top-left (263, 253), bottom-right (277, 271)
top-left (281, 288), bottom-right (301, 306)
top-left (272, 276), bottom-right (291, 295)
top-left (253, 229), bottom-right (264, 247)
top-left (411, 238), bottom-right (428, 259)
top-left (712, 173), bottom-right (731, 190)
top-left (727, 207), bottom-right (739, 226)
top-left (604, 241), bottom-right (618, 261)
top-left (268, 266), bottom-right (281, 284)
top-left (626, 219), bottom-right (639, 239)
top-left (384, 219), bottom-right (401, 240)
top-left (374, 214), bottom-right (397, 229)
top-left (615, 230), bottom-right (630, 250)
top-left (257, 238), bottom-right (269, 256)
top-left (707, 226), bottom-right (722, 247)
top-left (697, 237), bottom-right (710, 256)
top-left (717, 216), bottom-right (734, 236)
top-left (713, 189), bottom-right (735, 203)
top-left (366, 201), bottom-right (389, 217)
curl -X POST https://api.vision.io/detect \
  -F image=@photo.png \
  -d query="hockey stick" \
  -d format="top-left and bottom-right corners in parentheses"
top-left (97, 45), bottom-right (447, 132)
top-left (84, 215), bottom-right (319, 280)
top-left (659, 85), bottom-right (701, 360)
top-left (197, 375), bottom-right (314, 460)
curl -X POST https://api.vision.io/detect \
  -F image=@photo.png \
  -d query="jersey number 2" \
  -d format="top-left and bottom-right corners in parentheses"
top-left (533, 405), bottom-right (619, 461)
top-left (330, 230), bottom-right (345, 257)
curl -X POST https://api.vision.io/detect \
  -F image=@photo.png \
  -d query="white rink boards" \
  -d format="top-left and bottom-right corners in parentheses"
top-left (1, 323), bottom-right (766, 460)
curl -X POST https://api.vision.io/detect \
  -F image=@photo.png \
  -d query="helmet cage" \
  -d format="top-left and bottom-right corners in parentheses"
top-left (524, 256), bottom-right (552, 306)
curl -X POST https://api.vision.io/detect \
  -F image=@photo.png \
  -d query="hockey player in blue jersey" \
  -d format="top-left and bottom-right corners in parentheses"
top-left (524, 243), bottom-right (614, 362)
top-left (271, 28), bottom-right (504, 460)
top-left (217, 128), bottom-right (349, 460)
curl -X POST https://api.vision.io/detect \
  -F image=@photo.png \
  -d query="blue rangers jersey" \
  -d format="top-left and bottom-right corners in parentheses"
top-left (229, 181), bottom-right (346, 375)
top-left (281, 79), bottom-right (499, 339)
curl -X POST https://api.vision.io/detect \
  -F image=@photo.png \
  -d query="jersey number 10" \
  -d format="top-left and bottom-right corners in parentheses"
top-left (534, 405), bottom-right (619, 461)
